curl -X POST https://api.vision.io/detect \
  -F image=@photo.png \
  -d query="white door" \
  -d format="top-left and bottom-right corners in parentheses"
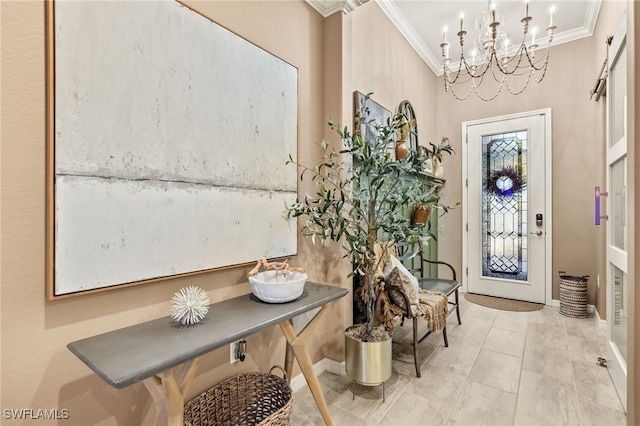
top-left (605, 17), bottom-right (627, 411)
top-left (464, 111), bottom-right (551, 304)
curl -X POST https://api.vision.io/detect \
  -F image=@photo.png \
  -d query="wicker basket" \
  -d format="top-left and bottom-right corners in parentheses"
top-left (183, 366), bottom-right (293, 426)
top-left (559, 273), bottom-right (589, 319)
top-left (412, 206), bottom-right (431, 225)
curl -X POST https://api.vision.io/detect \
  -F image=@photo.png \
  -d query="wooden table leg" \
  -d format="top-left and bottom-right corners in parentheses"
top-left (283, 326), bottom-right (295, 383)
top-left (142, 358), bottom-right (200, 426)
top-left (279, 305), bottom-right (333, 426)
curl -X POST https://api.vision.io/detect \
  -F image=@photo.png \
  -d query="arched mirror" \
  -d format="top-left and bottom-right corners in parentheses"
top-left (397, 100), bottom-right (418, 153)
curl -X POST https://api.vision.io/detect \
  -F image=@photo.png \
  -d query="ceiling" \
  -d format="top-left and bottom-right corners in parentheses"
top-left (306, 0), bottom-right (602, 76)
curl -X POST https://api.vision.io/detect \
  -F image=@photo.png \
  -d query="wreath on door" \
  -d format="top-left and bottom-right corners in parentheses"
top-left (487, 166), bottom-right (526, 197)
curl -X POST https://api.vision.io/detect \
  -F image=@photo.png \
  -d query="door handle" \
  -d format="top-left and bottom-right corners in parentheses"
top-left (529, 231), bottom-right (543, 236)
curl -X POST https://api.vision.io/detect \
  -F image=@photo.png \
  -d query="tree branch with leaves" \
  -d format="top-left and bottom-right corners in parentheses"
top-left (287, 94), bottom-right (453, 341)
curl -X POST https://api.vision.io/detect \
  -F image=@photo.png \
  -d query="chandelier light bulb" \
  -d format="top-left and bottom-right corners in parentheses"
top-left (549, 5), bottom-right (555, 27)
top-left (460, 12), bottom-right (464, 32)
top-left (525, 0), bottom-right (529, 17)
top-left (531, 27), bottom-right (537, 45)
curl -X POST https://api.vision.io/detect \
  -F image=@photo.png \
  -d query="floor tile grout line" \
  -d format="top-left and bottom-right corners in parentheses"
top-left (443, 304), bottom-right (498, 425)
top-left (430, 325), bottom-right (464, 425)
top-left (511, 311), bottom-right (530, 426)
top-left (564, 314), bottom-right (585, 424)
top-left (373, 369), bottom-right (414, 425)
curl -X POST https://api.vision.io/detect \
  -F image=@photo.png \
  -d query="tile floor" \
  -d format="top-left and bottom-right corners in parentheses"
top-left (291, 293), bottom-right (627, 425)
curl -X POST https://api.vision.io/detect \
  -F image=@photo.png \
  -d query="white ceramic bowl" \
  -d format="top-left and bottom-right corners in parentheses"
top-left (248, 270), bottom-right (307, 303)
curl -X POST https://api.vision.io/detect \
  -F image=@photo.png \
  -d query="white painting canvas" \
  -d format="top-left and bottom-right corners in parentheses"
top-left (52, 0), bottom-right (298, 295)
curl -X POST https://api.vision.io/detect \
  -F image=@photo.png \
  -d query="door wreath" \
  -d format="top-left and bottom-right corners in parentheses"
top-left (487, 166), bottom-right (525, 197)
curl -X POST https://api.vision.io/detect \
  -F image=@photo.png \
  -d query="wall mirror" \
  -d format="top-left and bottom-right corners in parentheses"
top-left (396, 100), bottom-right (418, 153)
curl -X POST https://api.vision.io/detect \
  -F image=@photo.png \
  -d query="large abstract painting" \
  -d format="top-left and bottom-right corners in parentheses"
top-left (47, 0), bottom-right (298, 298)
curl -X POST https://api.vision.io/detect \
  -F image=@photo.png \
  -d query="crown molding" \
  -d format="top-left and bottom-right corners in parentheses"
top-left (584, 0), bottom-right (603, 34)
top-left (304, 0), bottom-right (369, 17)
top-left (376, 0), bottom-right (442, 75)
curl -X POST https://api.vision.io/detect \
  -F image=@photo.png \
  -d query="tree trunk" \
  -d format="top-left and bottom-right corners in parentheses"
top-left (364, 198), bottom-right (377, 339)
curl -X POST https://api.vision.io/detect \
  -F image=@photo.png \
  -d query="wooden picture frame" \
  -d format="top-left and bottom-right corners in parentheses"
top-left (46, 0), bottom-right (299, 299)
top-left (353, 91), bottom-right (393, 158)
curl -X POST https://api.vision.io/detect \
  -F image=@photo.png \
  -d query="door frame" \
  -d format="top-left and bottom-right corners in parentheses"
top-left (462, 109), bottom-right (553, 305)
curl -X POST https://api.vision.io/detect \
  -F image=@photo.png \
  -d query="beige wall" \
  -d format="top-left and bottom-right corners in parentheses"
top-left (348, 2), bottom-right (438, 147)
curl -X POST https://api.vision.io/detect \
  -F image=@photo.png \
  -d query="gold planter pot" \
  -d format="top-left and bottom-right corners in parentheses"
top-left (344, 325), bottom-right (392, 386)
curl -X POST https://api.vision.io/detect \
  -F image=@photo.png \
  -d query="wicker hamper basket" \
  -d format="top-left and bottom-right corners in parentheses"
top-left (183, 366), bottom-right (293, 426)
top-left (559, 273), bottom-right (589, 319)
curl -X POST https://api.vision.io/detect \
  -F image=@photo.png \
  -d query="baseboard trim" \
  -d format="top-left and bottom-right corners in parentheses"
top-left (289, 358), bottom-right (345, 392)
top-left (550, 299), bottom-right (595, 312)
top-left (551, 299), bottom-right (606, 327)
top-left (593, 306), bottom-right (607, 328)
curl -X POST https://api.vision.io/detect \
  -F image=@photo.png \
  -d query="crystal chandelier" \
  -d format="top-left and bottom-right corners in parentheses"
top-left (441, 1), bottom-right (557, 101)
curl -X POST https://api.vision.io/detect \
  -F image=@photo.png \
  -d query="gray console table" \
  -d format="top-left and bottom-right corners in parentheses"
top-left (68, 282), bottom-right (349, 426)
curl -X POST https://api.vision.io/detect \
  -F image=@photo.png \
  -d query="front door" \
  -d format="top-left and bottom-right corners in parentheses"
top-left (464, 111), bottom-right (551, 304)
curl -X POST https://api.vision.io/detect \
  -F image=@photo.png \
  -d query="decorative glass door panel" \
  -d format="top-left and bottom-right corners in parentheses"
top-left (482, 132), bottom-right (527, 281)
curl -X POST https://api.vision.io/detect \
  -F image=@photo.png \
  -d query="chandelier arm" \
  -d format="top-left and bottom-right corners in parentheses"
top-left (458, 53), bottom-right (494, 80)
top-left (526, 49), bottom-right (551, 71)
top-left (494, 50), bottom-right (526, 75)
top-left (444, 57), bottom-right (490, 85)
top-left (494, 53), bottom-right (549, 91)
top-left (445, 72), bottom-right (475, 86)
top-left (488, 69), bottom-right (524, 96)
top-left (495, 43), bottom-right (542, 75)
top-left (444, 64), bottom-right (472, 85)
top-left (532, 56), bottom-right (550, 83)
top-left (503, 69), bottom-right (534, 96)
top-left (510, 38), bottom-right (552, 69)
top-left (448, 83), bottom-right (474, 101)
top-left (467, 64), bottom-right (493, 80)
top-left (490, 70), bottom-right (504, 84)
top-left (472, 75), bottom-right (504, 102)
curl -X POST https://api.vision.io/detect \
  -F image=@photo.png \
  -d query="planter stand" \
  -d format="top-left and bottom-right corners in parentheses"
top-left (344, 325), bottom-right (392, 402)
top-left (351, 378), bottom-right (387, 403)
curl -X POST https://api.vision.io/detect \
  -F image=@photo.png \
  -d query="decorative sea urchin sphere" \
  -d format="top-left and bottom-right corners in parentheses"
top-left (170, 286), bottom-right (210, 325)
